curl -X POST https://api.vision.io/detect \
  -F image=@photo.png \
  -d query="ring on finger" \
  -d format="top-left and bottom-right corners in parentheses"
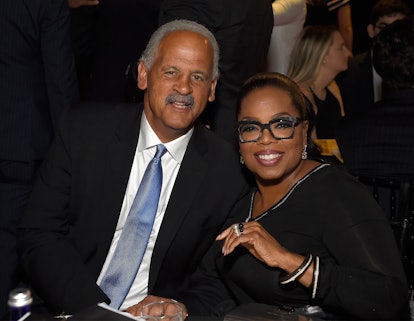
top-left (233, 224), bottom-right (241, 237)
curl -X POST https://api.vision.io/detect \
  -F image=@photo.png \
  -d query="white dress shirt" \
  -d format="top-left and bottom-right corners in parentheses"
top-left (97, 112), bottom-right (193, 310)
top-left (372, 63), bottom-right (383, 103)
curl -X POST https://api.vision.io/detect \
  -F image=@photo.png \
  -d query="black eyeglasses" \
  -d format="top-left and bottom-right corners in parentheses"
top-left (237, 116), bottom-right (302, 143)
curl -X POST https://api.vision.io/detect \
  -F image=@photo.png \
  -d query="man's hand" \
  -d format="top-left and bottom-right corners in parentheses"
top-left (126, 295), bottom-right (188, 320)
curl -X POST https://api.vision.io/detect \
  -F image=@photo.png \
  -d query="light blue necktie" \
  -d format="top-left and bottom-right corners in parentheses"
top-left (100, 144), bottom-right (167, 309)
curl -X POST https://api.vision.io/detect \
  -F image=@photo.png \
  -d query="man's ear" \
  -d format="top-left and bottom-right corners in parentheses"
top-left (137, 61), bottom-right (148, 90)
top-left (367, 24), bottom-right (375, 38)
top-left (208, 79), bottom-right (218, 102)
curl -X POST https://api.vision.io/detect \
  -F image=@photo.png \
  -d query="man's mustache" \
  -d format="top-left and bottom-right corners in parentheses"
top-left (165, 93), bottom-right (195, 108)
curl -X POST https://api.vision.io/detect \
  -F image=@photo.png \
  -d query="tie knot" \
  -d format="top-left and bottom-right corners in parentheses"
top-left (154, 144), bottom-right (167, 160)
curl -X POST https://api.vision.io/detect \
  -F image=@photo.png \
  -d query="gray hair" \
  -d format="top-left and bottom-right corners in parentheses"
top-left (139, 19), bottom-right (220, 80)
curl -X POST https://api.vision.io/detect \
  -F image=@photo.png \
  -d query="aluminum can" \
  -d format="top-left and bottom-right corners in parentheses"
top-left (8, 288), bottom-right (33, 321)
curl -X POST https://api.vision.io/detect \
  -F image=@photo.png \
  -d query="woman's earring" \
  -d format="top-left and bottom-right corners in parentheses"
top-left (240, 155), bottom-right (245, 164)
top-left (301, 145), bottom-right (308, 160)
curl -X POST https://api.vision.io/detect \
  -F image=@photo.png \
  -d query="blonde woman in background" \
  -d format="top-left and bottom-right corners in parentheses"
top-left (288, 25), bottom-right (351, 139)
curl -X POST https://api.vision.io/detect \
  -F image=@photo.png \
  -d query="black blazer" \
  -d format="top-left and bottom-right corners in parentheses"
top-left (0, 0), bottom-right (79, 162)
top-left (336, 87), bottom-right (414, 178)
top-left (17, 102), bottom-right (250, 314)
top-left (336, 51), bottom-right (375, 115)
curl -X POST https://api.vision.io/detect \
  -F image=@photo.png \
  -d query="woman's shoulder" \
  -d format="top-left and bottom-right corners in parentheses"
top-left (302, 163), bottom-right (369, 196)
top-left (308, 163), bottom-right (357, 183)
top-left (299, 164), bottom-right (386, 224)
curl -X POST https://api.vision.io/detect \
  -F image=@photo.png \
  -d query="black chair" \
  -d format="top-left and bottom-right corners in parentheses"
top-left (356, 176), bottom-right (414, 299)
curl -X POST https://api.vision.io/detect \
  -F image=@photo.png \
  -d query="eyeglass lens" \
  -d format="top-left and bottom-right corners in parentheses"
top-left (238, 117), bottom-right (298, 142)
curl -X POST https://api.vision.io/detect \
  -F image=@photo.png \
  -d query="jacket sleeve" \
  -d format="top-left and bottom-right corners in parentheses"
top-left (17, 108), bottom-right (108, 315)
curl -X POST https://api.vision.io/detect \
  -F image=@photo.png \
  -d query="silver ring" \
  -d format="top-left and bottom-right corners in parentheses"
top-left (233, 224), bottom-right (241, 237)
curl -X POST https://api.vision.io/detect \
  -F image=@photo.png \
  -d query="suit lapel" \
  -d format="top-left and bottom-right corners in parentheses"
top-left (96, 104), bottom-right (143, 265)
top-left (148, 123), bottom-right (208, 291)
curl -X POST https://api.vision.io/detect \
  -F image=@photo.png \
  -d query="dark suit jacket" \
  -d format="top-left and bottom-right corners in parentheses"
top-left (159, 0), bottom-right (273, 143)
top-left (0, 0), bottom-right (79, 162)
top-left (336, 87), bottom-right (414, 178)
top-left (336, 51), bottom-right (375, 116)
top-left (17, 102), bottom-right (250, 314)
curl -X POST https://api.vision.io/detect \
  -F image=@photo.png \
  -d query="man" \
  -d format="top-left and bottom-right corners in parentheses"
top-left (17, 20), bottom-right (249, 315)
top-left (350, 0), bottom-right (414, 54)
top-left (0, 0), bottom-right (79, 316)
top-left (337, 16), bottom-right (414, 179)
top-left (337, 0), bottom-right (410, 115)
top-left (336, 17), bottom-right (414, 296)
top-left (159, 0), bottom-right (273, 144)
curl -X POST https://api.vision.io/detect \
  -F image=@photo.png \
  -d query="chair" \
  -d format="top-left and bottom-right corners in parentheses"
top-left (356, 176), bottom-right (414, 299)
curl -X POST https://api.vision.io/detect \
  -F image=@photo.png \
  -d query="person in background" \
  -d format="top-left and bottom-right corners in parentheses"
top-left (337, 0), bottom-right (410, 115)
top-left (17, 20), bottom-right (249, 315)
top-left (305, 0), bottom-right (353, 53)
top-left (336, 17), bottom-right (414, 297)
top-left (127, 72), bottom-right (409, 320)
top-left (0, 0), bottom-right (79, 316)
top-left (159, 0), bottom-right (274, 145)
top-left (287, 25), bottom-right (351, 139)
top-left (266, 0), bottom-right (307, 75)
top-left (350, 0), bottom-right (414, 55)
top-left (337, 16), bottom-right (414, 179)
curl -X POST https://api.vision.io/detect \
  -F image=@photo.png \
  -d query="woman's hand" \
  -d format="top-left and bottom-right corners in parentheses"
top-left (217, 222), bottom-right (314, 287)
top-left (216, 221), bottom-right (289, 268)
top-left (125, 295), bottom-right (188, 320)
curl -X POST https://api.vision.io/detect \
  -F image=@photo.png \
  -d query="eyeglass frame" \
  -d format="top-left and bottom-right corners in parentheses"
top-left (237, 116), bottom-right (303, 143)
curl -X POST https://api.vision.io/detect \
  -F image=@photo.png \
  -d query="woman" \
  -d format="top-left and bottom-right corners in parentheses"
top-left (288, 25), bottom-right (351, 139)
top-left (127, 73), bottom-right (409, 320)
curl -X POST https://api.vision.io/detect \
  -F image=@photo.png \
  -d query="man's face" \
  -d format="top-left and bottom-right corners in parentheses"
top-left (137, 30), bottom-right (217, 142)
top-left (368, 13), bottom-right (406, 38)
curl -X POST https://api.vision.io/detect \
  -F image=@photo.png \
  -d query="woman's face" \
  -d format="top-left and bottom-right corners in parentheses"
top-left (238, 86), bottom-right (308, 184)
top-left (324, 31), bottom-right (351, 73)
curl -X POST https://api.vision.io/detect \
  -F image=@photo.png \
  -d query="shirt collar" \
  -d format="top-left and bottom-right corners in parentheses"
top-left (138, 112), bottom-right (193, 164)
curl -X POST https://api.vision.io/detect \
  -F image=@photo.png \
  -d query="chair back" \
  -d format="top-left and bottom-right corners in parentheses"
top-left (356, 176), bottom-right (414, 298)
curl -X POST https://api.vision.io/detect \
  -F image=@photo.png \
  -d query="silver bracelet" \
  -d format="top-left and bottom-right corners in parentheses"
top-left (311, 256), bottom-right (320, 299)
top-left (279, 253), bottom-right (313, 285)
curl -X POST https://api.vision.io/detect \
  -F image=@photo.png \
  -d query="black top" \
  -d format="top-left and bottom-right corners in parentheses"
top-left (179, 164), bottom-right (409, 320)
top-left (312, 88), bottom-right (342, 139)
